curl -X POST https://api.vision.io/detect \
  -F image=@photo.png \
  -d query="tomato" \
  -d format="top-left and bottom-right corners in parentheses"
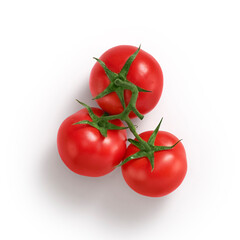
top-left (89, 45), bottom-right (163, 118)
top-left (121, 131), bottom-right (187, 197)
top-left (57, 108), bottom-right (127, 177)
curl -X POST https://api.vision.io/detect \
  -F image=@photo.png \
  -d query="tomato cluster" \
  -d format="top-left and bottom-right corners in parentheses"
top-left (57, 45), bottom-right (187, 197)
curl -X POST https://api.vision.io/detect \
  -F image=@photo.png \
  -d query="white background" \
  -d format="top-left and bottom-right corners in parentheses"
top-left (1, 0), bottom-right (240, 239)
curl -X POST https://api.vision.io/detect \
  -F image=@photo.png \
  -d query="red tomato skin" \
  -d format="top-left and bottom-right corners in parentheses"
top-left (121, 131), bottom-right (187, 197)
top-left (57, 108), bottom-right (127, 177)
top-left (89, 45), bottom-right (163, 118)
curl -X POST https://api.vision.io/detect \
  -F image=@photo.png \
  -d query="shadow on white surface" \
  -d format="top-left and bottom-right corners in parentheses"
top-left (41, 145), bottom-right (169, 226)
top-left (61, 78), bottom-right (99, 117)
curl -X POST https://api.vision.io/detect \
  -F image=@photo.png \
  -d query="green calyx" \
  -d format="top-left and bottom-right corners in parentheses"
top-left (73, 100), bottom-right (128, 137)
top-left (117, 118), bottom-right (182, 171)
top-left (93, 45), bottom-right (150, 120)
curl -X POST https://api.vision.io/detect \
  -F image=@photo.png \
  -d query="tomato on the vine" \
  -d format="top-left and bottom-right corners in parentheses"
top-left (121, 131), bottom-right (187, 197)
top-left (57, 108), bottom-right (127, 177)
top-left (57, 44), bottom-right (187, 198)
top-left (89, 45), bottom-right (163, 118)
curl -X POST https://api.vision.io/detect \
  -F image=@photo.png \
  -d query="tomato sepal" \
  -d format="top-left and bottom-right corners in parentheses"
top-left (117, 119), bottom-right (182, 170)
top-left (92, 45), bottom-right (151, 120)
top-left (73, 100), bottom-right (128, 137)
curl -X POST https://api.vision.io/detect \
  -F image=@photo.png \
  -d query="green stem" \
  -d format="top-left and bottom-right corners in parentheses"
top-left (124, 117), bottom-right (141, 141)
top-left (101, 79), bottom-right (141, 120)
top-left (125, 117), bottom-right (151, 151)
top-left (99, 78), bottom-right (150, 150)
top-left (102, 113), bottom-right (123, 121)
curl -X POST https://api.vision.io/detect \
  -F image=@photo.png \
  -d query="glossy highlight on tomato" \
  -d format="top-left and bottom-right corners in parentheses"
top-left (121, 131), bottom-right (187, 197)
top-left (57, 108), bottom-right (127, 177)
top-left (89, 45), bottom-right (163, 118)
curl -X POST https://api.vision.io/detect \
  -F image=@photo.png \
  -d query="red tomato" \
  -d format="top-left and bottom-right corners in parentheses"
top-left (89, 45), bottom-right (163, 118)
top-left (122, 131), bottom-right (187, 197)
top-left (57, 108), bottom-right (127, 177)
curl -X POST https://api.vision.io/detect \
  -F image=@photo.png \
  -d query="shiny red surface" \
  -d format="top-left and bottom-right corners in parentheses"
top-left (57, 108), bottom-right (127, 177)
top-left (122, 131), bottom-right (187, 197)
